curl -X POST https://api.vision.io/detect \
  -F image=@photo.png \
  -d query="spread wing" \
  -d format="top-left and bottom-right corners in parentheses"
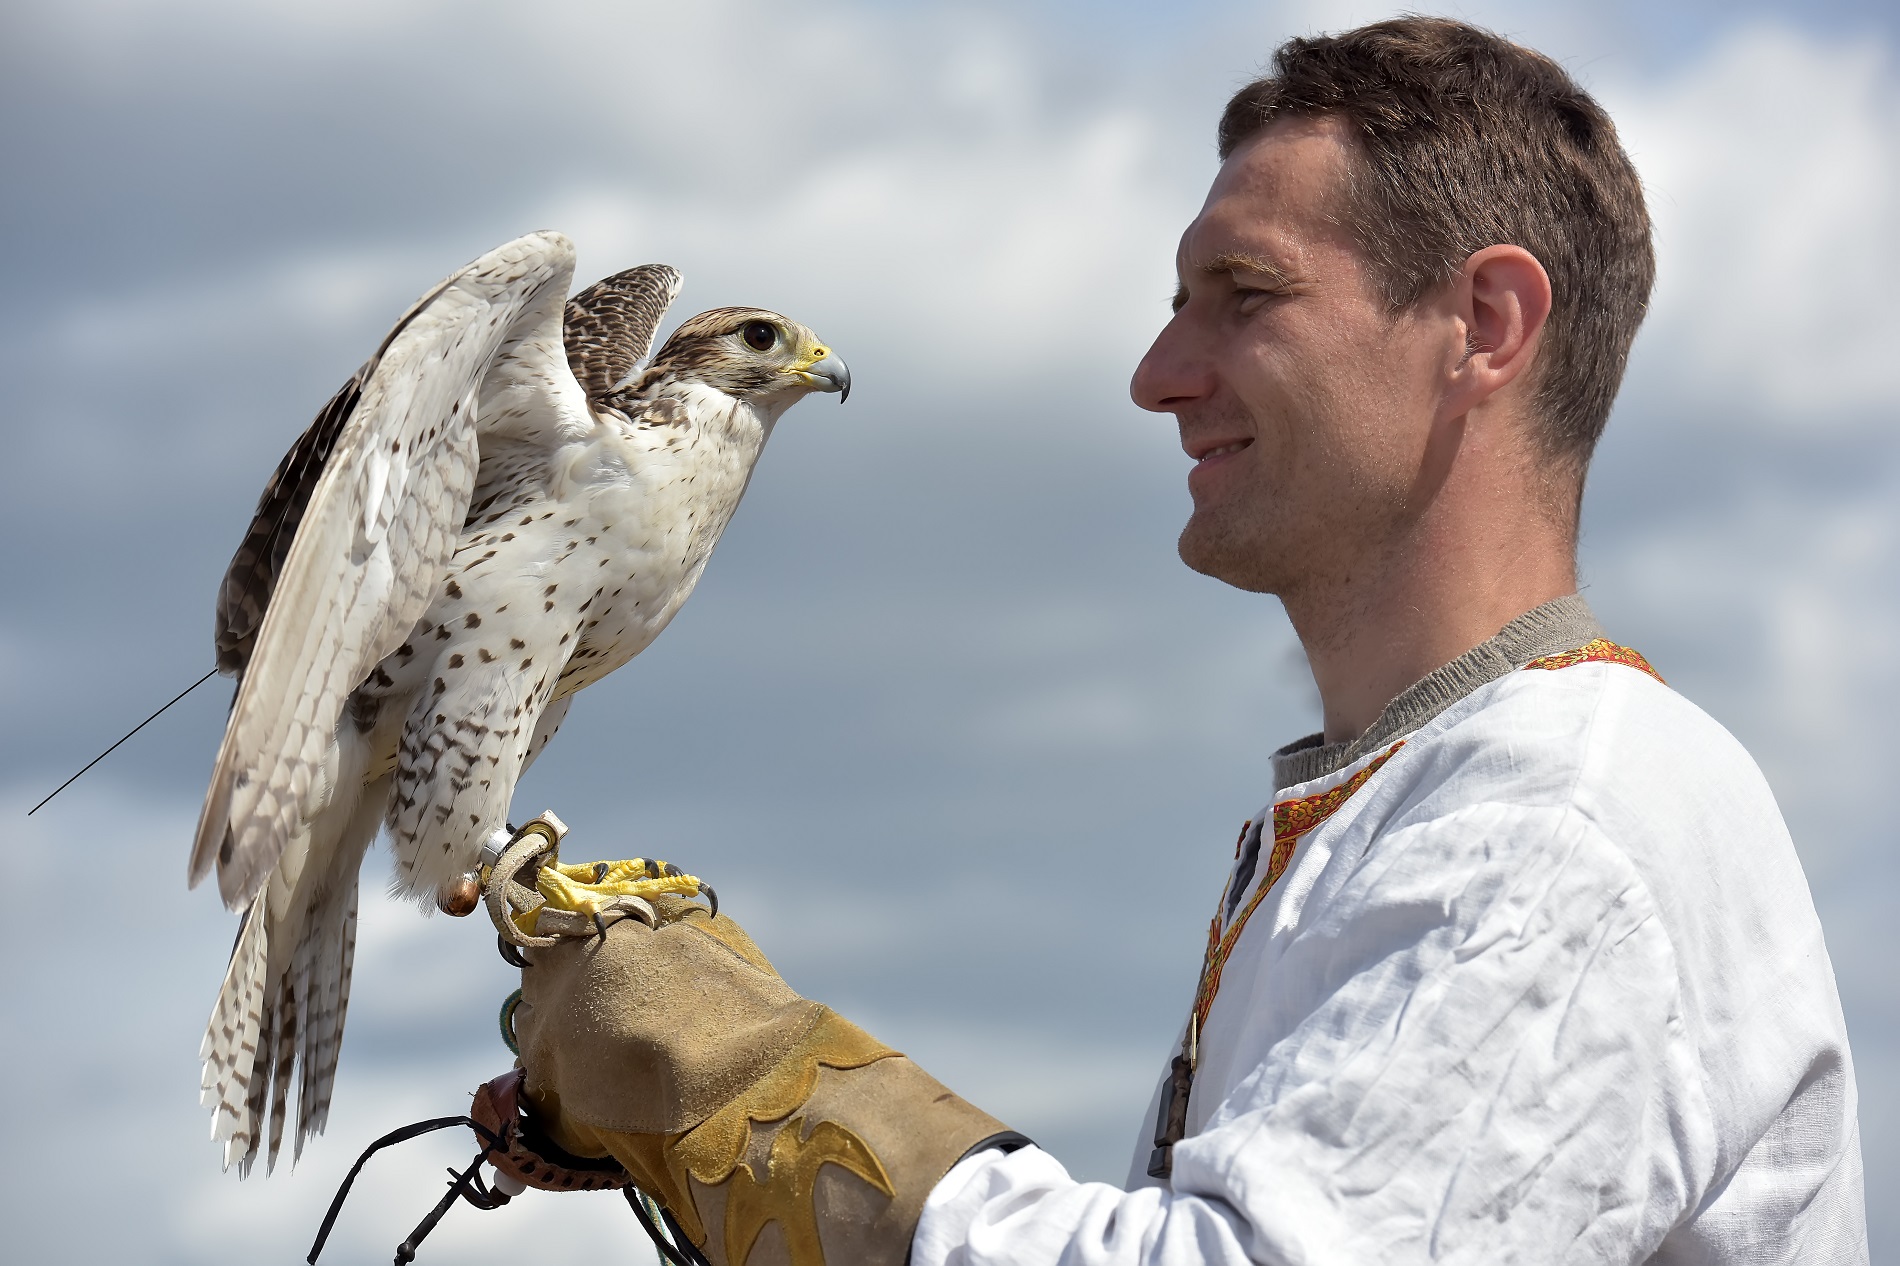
top-left (214, 371), bottom-right (364, 676)
top-left (562, 263), bottom-right (682, 397)
top-left (190, 230), bottom-right (584, 908)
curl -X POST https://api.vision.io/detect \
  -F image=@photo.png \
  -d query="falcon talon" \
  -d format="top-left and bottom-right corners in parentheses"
top-left (593, 911), bottom-right (611, 940)
top-left (497, 936), bottom-right (531, 970)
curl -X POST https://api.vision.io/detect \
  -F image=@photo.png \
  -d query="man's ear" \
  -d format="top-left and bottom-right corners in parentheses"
top-left (1442, 245), bottom-right (1553, 419)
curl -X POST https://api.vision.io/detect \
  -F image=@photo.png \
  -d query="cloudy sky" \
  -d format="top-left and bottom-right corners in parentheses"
top-left (3, 0), bottom-right (1896, 1259)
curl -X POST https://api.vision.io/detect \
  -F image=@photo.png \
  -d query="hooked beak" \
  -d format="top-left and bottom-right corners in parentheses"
top-left (799, 352), bottom-right (851, 402)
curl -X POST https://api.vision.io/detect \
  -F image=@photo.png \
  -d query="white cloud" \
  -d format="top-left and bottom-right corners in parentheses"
top-left (519, 102), bottom-right (1180, 377)
top-left (1610, 25), bottom-right (1900, 417)
top-left (45, 245), bottom-right (424, 366)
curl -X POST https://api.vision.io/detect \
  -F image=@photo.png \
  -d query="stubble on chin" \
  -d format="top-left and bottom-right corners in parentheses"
top-left (1178, 467), bottom-right (1392, 600)
top-left (1177, 505), bottom-right (1283, 595)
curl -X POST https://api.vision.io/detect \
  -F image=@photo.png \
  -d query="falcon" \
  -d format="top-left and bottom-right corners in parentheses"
top-left (189, 230), bottom-right (849, 1174)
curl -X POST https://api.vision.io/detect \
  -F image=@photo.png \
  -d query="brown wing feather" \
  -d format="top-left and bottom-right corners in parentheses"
top-left (212, 267), bottom-right (467, 677)
top-left (214, 370), bottom-right (365, 675)
top-left (562, 263), bottom-right (682, 398)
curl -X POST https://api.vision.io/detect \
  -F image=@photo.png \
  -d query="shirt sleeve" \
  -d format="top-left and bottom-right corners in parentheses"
top-left (911, 804), bottom-right (1715, 1266)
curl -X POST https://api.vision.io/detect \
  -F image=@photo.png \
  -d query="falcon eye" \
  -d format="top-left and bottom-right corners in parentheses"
top-left (741, 321), bottom-right (778, 352)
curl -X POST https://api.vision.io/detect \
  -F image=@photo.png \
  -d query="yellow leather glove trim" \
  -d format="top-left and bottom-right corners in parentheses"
top-left (676, 1009), bottom-right (898, 1187)
top-left (550, 1009), bottom-right (899, 1253)
top-left (724, 1117), bottom-right (895, 1266)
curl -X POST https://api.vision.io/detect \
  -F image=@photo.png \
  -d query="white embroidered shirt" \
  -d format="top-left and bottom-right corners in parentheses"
top-left (914, 609), bottom-right (1865, 1265)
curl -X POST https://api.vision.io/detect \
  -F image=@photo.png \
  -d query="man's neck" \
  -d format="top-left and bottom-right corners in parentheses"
top-left (1286, 527), bottom-right (1578, 746)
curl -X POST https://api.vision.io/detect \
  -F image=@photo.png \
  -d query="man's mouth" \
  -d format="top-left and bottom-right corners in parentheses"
top-left (1189, 438), bottom-right (1253, 463)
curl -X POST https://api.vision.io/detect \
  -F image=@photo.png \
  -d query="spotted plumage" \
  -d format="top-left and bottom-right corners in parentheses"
top-left (190, 231), bottom-right (848, 1174)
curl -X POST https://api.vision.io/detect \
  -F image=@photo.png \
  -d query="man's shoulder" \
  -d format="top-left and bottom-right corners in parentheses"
top-left (1367, 659), bottom-right (1844, 1111)
top-left (1390, 655), bottom-right (1780, 839)
top-left (1352, 657), bottom-right (1818, 978)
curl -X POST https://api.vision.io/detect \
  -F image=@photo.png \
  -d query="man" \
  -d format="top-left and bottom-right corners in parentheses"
top-left (496, 17), bottom-right (1866, 1264)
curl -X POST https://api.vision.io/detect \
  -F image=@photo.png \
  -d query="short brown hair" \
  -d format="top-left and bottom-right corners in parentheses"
top-left (1220, 17), bottom-right (1654, 476)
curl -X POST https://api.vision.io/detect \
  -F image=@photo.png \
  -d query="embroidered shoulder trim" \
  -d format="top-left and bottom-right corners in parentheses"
top-left (1523, 637), bottom-right (1664, 684)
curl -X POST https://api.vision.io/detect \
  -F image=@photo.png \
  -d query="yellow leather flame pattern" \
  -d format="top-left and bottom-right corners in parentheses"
top-left (724, 1118), bottom-right (895, 1265)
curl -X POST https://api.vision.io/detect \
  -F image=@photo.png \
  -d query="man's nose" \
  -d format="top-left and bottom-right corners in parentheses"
top-left (1129, 312), bottom-right (1213, 414)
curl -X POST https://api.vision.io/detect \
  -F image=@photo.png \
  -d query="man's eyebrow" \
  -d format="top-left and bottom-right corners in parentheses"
top-left (1199, 251), bottom-right (1298, 288)
top-left (1172, 251), bottom-right (1299, 310)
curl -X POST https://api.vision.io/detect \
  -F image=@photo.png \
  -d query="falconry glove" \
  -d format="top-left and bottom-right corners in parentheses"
top-left (486, 823), bottom-right (1024, 1266)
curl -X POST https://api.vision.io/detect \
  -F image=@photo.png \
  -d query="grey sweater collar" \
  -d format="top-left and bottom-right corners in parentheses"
top-left (1270, 594), bottom-right (1605, 791)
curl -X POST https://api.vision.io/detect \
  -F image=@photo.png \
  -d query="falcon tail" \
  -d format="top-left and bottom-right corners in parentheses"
top-left (201, 895), bottom-right (269, 1169)
top-left (201, 832), bottom-right (366, 1174)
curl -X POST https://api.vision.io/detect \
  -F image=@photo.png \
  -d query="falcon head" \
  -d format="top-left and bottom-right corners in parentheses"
top-left (633, 306), bottom-right (850, 411)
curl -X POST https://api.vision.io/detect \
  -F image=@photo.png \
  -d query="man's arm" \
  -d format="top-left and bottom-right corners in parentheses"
top-left (914, 804), bottom-right (1713, 1265)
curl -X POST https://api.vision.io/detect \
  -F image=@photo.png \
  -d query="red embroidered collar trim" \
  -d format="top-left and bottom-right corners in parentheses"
top-left (1523, 637), bottom-right (1664, 684)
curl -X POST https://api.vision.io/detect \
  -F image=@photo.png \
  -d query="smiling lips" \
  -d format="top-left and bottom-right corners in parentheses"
top-left (1188, 437), bottom-right (1254, 464)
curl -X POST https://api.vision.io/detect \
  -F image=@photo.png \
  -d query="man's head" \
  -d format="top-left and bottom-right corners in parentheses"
top-left (1131, 18), bottom-right (1653, 599)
